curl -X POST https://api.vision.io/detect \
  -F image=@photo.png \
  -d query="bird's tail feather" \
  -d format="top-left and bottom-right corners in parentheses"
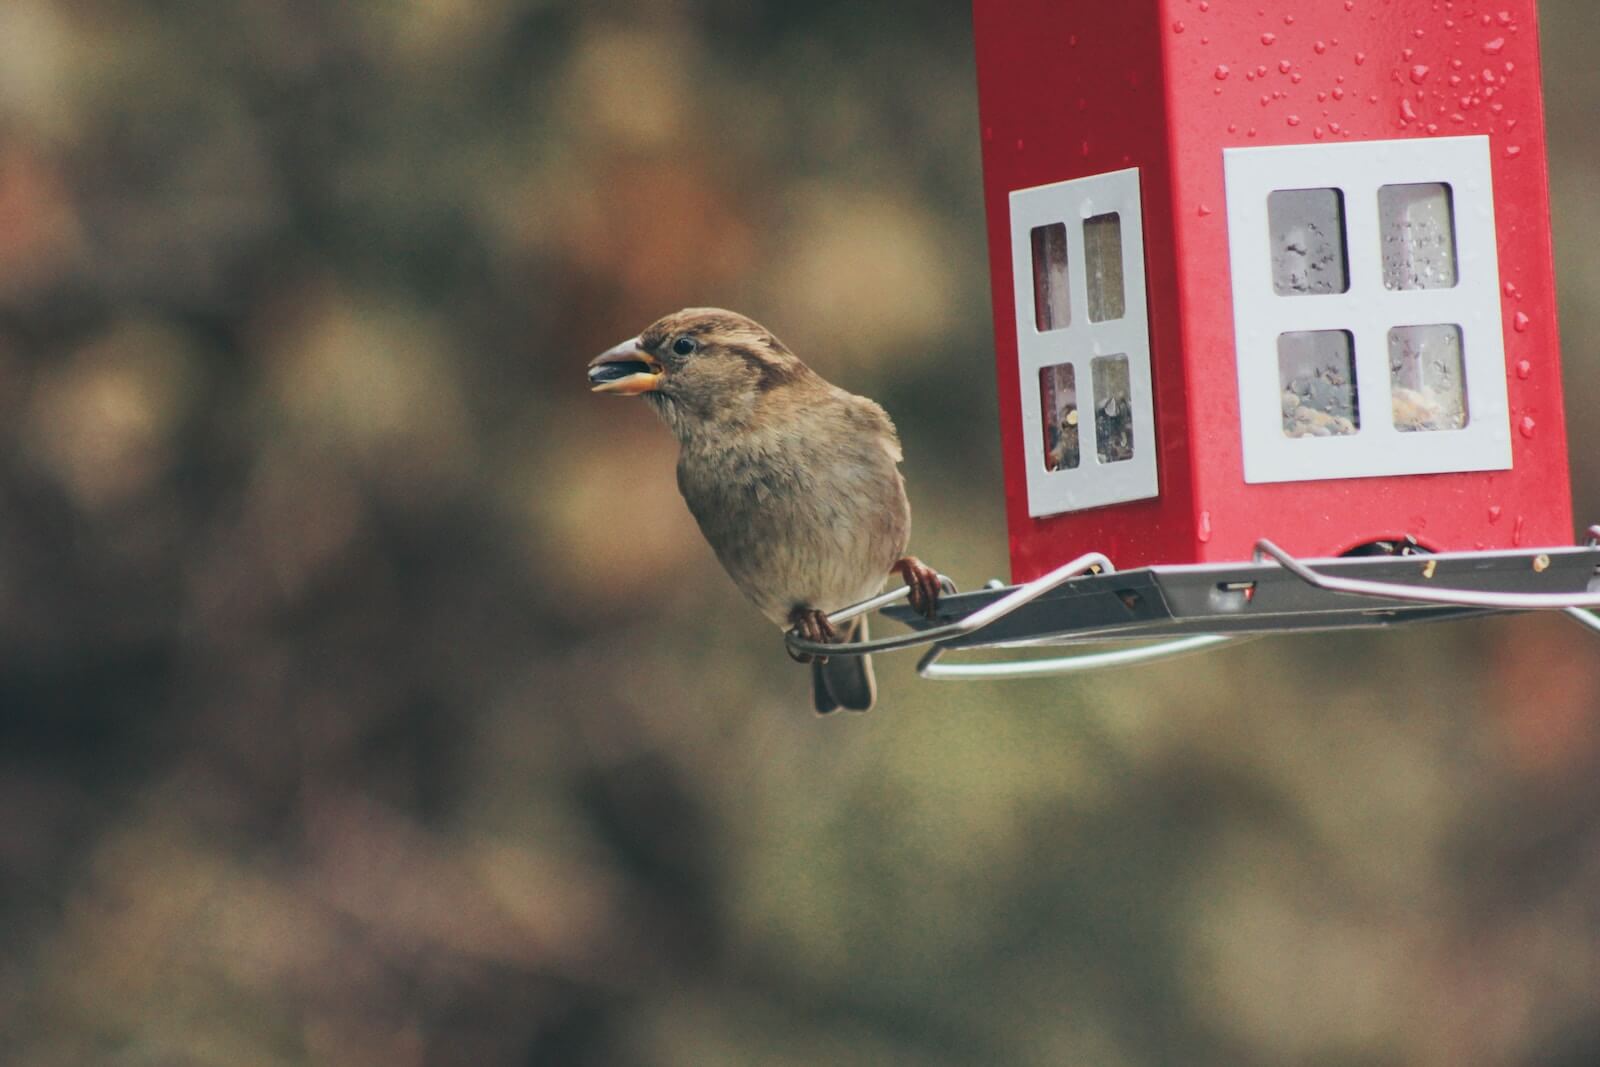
top-left (812, 616), bottom-right (876, 713)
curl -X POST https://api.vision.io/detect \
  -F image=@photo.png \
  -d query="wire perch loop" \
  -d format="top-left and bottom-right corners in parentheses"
top-left (1252, 537), bottom-right (1600, 636)
top-left (783, 551), bottom-right (1246, 679)
top-left (781, 530), bottom-right (1600, 681)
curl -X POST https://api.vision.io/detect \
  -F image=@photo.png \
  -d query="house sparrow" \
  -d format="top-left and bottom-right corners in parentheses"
top-left (587, 308), bottom-right (941, 713)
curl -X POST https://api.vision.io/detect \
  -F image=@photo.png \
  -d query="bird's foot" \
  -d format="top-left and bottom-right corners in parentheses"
top-left (892, 556), bottom-right (942, 619)
top-left (786, 606), bottom-right (838, 664)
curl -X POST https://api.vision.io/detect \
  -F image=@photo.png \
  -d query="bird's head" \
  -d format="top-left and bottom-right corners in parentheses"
top-left (587, 309), bottom-right (807, 436)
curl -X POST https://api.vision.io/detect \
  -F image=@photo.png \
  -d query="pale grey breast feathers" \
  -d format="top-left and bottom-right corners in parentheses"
top-left (676, 384), bottom-right (910, 625)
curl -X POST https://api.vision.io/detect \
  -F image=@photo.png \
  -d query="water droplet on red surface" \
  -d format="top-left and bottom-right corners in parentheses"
top-left (1198, 203), bottom-right (1213, 217)
top-left (1410, 64), bottom-right (1431, 84)
top-left (1504, 281), bottom-right (1520, 298)
top-left (1400, 98), bottom-right (1420, 123)
top-left (1513, 311), bottom-right (1531, 332)
top-left (1518, 415), bottom-right (1536, 439)
top-left (1261, 32), bottom-right (1277, 45)
top-left (1015, 138), bottom-right (1025, 151)
top-left (1173, 20), bottom-right (1185, 34)
top-left (983, 126), bottom-right (993, 142)
top-left (1287, 114), bottom-right (1302, 127)
top-left (1214, 64), bottom-right (1231, 80)
top-left (1279, 59), bottom-right (1293, 74)
top-left (1512, 515), bottom-right (1526, 546)
top-left (1198, 511), bottom-right (1213, 543)
top-left (1488, 505), bottom-right (1503, 523)
top-left (1315, 40), bottom-right (1328, 54)
top-left (1515, 359), bottom-right (1532, 380)
top-left (1483, 36), bottom-right (1506, 54)
top-left (1504, 144), bottom-right (1522, 158)
top-left (1355, 51), bottom-right (1367, 65)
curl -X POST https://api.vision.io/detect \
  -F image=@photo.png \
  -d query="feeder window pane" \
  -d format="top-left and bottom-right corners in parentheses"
top-left (1030, 223), bottom-right (1070, 331)
top-left (1268, 188), bottom-right (1350, 296)
top-left (1084, 213), bottom-right (1126, 322)
top-left (1039, 363), bottom-right (1080, 471)
top-left (1091, 355), bottom-right (1135, 463)
top-left (1379, 182), bottom-right (1459, 290)
top-left (1278, 330), bottom-right (1359, 437)
top-left (1389, 324), bottom-right (1468, 431)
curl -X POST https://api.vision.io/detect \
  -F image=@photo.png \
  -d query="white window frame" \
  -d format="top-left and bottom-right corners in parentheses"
top-left (1223, 135), bottom-right (1512, 484)
top-left (1010, 168), bottom-right (1158, 517)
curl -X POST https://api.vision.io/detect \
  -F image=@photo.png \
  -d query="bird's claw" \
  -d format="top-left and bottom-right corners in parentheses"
top-left (893, 556), bottom-right (942, 620)
top-left (786, 606), bottom-right (838, 663)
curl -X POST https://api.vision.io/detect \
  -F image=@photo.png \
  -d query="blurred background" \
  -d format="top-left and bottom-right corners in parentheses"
top-left (1, 1), bottom-right (1598, 1064)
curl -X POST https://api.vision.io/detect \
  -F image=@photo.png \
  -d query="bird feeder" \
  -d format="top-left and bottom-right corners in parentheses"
top-left (785, 0), bottom-right (1600, 676)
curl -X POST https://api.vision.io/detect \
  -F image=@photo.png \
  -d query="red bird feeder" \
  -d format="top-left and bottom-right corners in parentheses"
top-left (785, 0), bottom-right (1600, 678)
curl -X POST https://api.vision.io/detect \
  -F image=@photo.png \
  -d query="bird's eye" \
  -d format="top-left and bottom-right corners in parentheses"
top-left (671, 336), bottom-right (697, 356)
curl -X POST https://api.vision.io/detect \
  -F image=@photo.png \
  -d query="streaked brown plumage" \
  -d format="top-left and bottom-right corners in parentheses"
top-left (587, 308), bottom-right (939, 712)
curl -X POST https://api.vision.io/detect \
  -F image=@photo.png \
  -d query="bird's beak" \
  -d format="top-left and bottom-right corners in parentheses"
top-left (587, 337), bottom-right (664, 395)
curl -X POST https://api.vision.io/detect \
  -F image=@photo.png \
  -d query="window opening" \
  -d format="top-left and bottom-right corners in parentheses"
top-left (1379, 183), bottom-right (1458, 290)
top-left (1389, 324), bottom-right (1468, 431)
top-left (1268, 188), bottom-right (1350, 296)
top-left (1279, 330), bottom-right (1359, 437)
top-left (1091, 354), bottom-right (1135, 462)
top-left (1084, 213), bottom-right (1126, 322)
top-left (1030, 223), bottom-right (1070, 331)
top-left (1039, 364), bottom-right (1080, 471)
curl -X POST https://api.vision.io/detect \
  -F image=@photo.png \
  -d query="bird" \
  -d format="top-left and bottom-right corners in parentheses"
top-left (587, 308), bottom-right (942, 713)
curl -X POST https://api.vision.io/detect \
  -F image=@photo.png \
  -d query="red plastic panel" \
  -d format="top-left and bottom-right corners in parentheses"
top-left (973, 0), bottom-right (1571, 580)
